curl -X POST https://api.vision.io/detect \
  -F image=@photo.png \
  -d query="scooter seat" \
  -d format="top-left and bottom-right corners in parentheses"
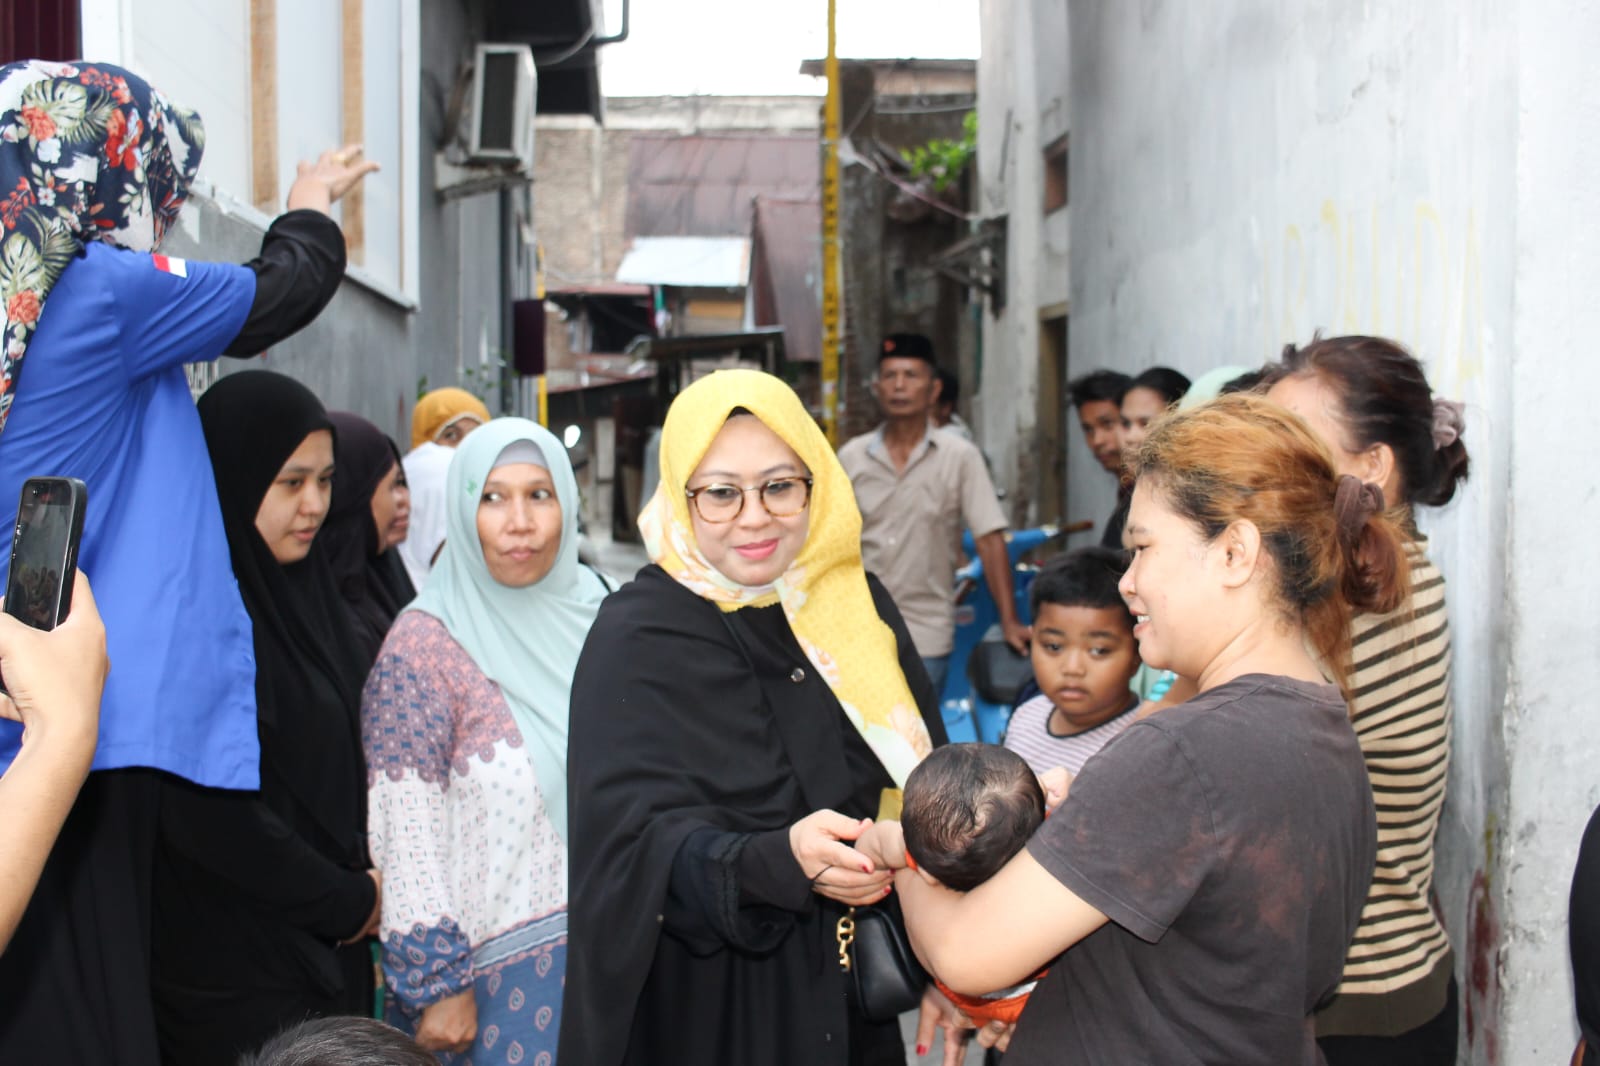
top-left (968, 639), bottom-right (1033, 707)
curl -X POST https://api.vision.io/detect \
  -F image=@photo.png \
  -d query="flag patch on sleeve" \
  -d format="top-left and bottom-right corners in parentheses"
top-left (151, 254), bottom-right (188, 278)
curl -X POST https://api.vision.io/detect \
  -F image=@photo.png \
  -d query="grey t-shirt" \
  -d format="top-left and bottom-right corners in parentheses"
top-left (1008, 674), bottom-right (1377, 1066)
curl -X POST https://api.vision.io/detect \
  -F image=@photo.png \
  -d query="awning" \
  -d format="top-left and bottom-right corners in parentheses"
top-left (615, 237), bottom-right (751, 288)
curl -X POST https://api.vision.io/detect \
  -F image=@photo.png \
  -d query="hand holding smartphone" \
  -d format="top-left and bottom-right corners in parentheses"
top-left (3, 478), bottom-right (87, 633)
top-left (0, 478), bottom-right (88, 696)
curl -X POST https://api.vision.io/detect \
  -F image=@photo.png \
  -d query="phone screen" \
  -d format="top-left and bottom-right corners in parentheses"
top-left (6, 482), bottom-right (78, 631)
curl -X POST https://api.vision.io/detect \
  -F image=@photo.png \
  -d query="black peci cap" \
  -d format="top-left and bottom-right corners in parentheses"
top-left (879, 332), bottom-right (937, 365)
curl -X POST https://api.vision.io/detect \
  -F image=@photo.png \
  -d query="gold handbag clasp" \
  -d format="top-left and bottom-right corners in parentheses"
top-left (836, 907), bottom-right (857, 972)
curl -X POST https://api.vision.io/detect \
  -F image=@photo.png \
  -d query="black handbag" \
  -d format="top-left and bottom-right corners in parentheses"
top-left (837, 904), bottom-right (928, 1023)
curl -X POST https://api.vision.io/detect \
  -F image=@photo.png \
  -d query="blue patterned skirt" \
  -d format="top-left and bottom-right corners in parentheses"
top-left (389, 927), bottom-right (566, 1065)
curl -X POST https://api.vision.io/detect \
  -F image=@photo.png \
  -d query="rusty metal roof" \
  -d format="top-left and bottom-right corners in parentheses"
top-left (748, 196), bottom-right (821, 364)
top-left (624, 133), bottom-right (819, 239)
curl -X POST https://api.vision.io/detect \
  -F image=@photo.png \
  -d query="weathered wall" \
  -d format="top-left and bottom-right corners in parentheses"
top-left (976, 0), bottom-right (1070, 522)
top-left (1066, 2), bottom-right (1600, 1061)
top-left (1501, 2), bottom-right (1600, 1061)
top-left (164, 0), bottom-right (524, 439)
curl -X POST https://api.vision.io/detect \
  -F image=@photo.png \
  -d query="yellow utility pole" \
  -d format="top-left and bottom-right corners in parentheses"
top-left (536, 242), bottom-right (549, 427)
top-left (820, 0), bottom-right (843, 444)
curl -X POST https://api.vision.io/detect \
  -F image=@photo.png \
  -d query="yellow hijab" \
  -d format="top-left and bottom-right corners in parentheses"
top-left (411, 387), bottom-right (492, 449)
top-left (640, 369), bottom-right (933, 786)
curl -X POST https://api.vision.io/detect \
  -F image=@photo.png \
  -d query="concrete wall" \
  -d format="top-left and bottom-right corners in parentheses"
top-left (976, 0), bottom-right (1070, 523)
top-left (1064, 2), bottom-right (1600, 1061)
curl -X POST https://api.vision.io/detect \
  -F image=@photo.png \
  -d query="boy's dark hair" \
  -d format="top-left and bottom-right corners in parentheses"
top-left (901, 744), bottom-right (1045, 892)
top-left (936, 367), bottom-right (960, 409)
top-left (1029, 545), bottom-right (1135, 624)
top-left (879, 332), bottom-right (937, 365)
top-left (1067, 369), bottom-right (1134, 410)
top-left (1127, 366), bottom-right (1192, 406)
top-left (238, 1018), bottom-right (436, 1066)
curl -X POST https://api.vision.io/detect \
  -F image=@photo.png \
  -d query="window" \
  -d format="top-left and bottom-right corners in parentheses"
top-left (1043, 134), bottom-right (1068, 214)
top-left (81, 0), bottom-right (419, 302)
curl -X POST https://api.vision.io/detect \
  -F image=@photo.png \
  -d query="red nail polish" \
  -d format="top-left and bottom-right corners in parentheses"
top-left (883, 884), bottom-right (893, 895)
top-left (916, 1044), bottom-right (928, 1056)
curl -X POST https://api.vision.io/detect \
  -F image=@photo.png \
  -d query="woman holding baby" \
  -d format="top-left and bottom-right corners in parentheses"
top-left (894, 393), bottom-right (1403, 1064)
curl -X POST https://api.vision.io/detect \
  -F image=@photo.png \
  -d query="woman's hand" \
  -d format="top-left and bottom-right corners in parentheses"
top-left (913, 983), bottom-right (973, 1065)
top-left (415, 989), bottom-right (477, 1054)
top-left (286, 144), bottom-right (381, 215)
top-left (0, 570), bottom-right (107, 747)
top-left (790, 809), bottom-right (893, 906)
top-left (975, 1018), bottom-right (1016, 1053)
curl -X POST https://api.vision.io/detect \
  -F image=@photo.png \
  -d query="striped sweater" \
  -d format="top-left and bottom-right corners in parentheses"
top-left (1317, 543), bottom-right (1455, 1037)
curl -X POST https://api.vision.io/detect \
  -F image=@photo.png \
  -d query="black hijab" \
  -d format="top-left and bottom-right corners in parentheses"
top-left (197, 370), bottom-right (370, 858)
top-left (324, 411), bottom-right (416, 666)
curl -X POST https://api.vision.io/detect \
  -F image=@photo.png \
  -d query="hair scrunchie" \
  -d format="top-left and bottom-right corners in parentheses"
top-left (1335, 475), bottom-right (1385, 549)
top-left (1431, 398), bottom-right (1466, 450)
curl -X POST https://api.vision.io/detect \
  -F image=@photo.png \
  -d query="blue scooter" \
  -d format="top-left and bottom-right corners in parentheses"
top-left (939, 526), bottom-right (1064, 743)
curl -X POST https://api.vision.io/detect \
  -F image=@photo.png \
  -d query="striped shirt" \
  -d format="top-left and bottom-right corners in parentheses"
top-left (1317, 543), bottom-right (1455, 1037)
top-left (1002, 693), bottom-right (1140, 776)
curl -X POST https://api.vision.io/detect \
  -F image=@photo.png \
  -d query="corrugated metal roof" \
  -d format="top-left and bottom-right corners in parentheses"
top-left (625, 134), bottom-right (819, 239)
top-left (615, 236), bottom-right (751, 288)
top-left (749, 197), bottom-right (821, 363)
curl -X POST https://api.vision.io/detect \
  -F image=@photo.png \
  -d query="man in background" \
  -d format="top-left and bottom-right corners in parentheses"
top-left (839, 334), bottom-right (1029, 697)
top-left (1067, 370), bottom-right (1133, 549)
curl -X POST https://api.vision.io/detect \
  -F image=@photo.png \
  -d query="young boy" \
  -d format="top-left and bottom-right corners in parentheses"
top-left (1004, 546), bottom-right (1143, 776)
top-left (896, 743), bottom-right (1047, 1025)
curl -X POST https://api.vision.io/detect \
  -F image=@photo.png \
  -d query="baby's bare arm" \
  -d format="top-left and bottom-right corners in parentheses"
top-left (854, 819), bottom-right (908, 872)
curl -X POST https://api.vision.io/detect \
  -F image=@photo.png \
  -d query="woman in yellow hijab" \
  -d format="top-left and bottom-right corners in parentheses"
top-left (398, 387), bottom-right (493, 588)
top-left (561, 369), bottom-right (945, 1066)
top-left (409, 386), bottom-right (491, 449)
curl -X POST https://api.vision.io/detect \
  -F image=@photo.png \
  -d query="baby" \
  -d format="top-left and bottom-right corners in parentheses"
top-left (898, 742), bottom-right (1048, 1025)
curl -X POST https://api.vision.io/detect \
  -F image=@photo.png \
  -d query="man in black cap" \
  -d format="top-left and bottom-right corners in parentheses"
top-left (838, 333), bottom-right (1028, 699)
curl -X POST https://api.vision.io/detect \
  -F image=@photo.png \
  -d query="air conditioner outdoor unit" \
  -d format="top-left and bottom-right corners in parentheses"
top-left (435, 43), bottom-right (538, 199)
top-left (468, 43), bottom-right (537, 168)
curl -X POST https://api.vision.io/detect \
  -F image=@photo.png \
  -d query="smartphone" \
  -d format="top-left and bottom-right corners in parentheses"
top-left (4, 477), bottom-right (88, 632)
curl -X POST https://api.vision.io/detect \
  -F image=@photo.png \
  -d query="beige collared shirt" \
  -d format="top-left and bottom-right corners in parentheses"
top-left (838, 424), bottom-right (1008, 657)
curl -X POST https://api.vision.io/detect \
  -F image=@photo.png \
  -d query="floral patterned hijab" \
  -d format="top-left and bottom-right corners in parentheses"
top-left (640, 368), bottom-right (934, 786)
top-left (0, 60), bottom-right (203, 434)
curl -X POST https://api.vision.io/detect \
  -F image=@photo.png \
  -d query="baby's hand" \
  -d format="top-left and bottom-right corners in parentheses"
top-left (1038, 767), bottom-right (1074, 813)
top-left (854, 819), bottom-right (908, 872)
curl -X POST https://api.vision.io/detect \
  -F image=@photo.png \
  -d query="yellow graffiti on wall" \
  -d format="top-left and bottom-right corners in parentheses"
top-left (1262, 200), bottom-right (1485, 397)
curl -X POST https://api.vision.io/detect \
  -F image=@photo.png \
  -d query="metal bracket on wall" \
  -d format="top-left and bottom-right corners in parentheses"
top-left (931, 215), bottom-right (1006, 314)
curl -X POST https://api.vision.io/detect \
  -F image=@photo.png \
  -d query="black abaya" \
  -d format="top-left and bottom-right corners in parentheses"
top-left (153, 371), bottom-right (376, 1066)
top-left (559, 564), bottom-right (945, 1066)
top-left (324, 411), bottom-right (415, 667)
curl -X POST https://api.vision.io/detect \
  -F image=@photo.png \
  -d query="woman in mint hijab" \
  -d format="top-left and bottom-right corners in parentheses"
top-left (361, 417), bottom-right (608, 1064)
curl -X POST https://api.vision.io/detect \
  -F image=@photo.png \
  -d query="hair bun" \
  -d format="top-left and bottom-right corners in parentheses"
top-left (1334, 475), bottom-right (1385, 549)
top-left (1431, 398), bottom-right (1466, 450)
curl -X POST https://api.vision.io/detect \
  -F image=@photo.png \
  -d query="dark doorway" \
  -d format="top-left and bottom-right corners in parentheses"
top-left (0, 3), bottom-right (81, 66)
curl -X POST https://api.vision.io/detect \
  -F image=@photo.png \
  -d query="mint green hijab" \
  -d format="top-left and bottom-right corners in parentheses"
top-left (408, 418), bottom-right (607, 842)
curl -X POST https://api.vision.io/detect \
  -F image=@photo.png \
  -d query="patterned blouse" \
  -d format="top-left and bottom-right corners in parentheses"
top-left (362, 610), bottom-right (568, 1022)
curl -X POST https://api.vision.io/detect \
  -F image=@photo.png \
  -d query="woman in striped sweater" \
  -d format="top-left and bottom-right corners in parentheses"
top-left (1267, 335), bottom-right (1470, 1066)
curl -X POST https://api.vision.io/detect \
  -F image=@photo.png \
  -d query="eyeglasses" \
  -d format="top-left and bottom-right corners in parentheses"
top-left (685, 477), bottom-right (814, 523)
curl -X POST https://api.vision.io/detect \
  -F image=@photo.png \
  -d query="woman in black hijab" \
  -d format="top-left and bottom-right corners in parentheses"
top-left (325, 411), bottom-right (416, 666)
top-left (153, 370), bottom-right (379, 1066)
